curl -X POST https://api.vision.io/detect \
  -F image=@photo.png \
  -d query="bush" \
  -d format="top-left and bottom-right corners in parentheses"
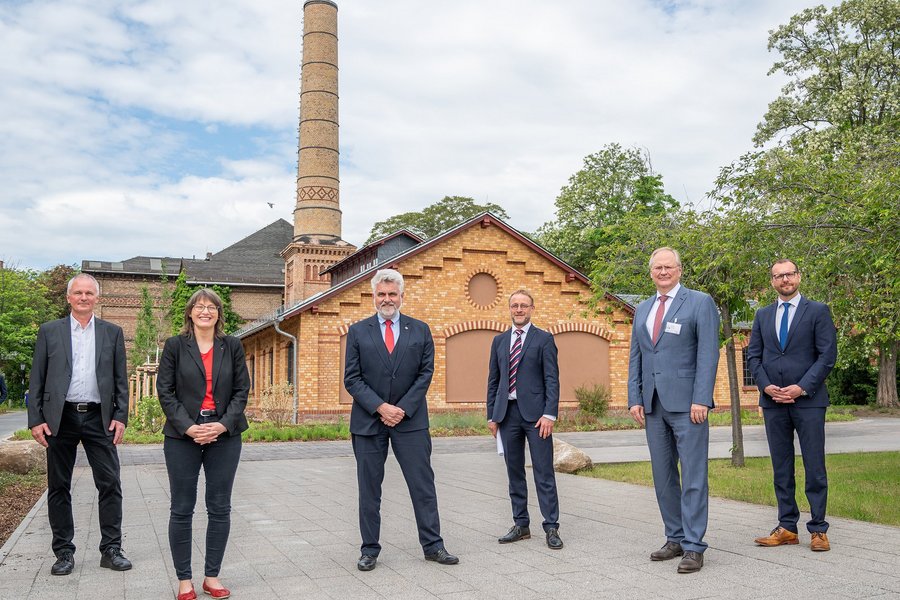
top-left (133, 396), bottom-right (165, 433)
top-left (253, 384), bottom-right (295, 427)
top-left (575, 383), bottom-right (610, 418)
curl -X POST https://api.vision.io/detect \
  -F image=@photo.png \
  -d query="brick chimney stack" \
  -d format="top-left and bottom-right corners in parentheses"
top-left (281, 0), bottom-right (355, 305)
top-left (294, 0), bottom-right (341, 241)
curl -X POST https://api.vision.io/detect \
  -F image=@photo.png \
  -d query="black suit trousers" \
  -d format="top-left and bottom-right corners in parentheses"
top-left (46, 405), bottom-right (122, 555)
top-left (499, 401), bottom-right (559, 531)
top-left (352, 427), bottom-right (443, 556)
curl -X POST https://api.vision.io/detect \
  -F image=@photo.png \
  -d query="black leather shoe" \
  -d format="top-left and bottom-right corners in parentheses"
top-left (99, 546), bottom-right (132, 571)
top-left (357, 554), bottom-right (377, 571)
top-left (498, 525), bottom-right (531, 544)
top-left (545, 528), bottom-right (563, 549)
top-left (51, 551), bottom-right (75, 576)
top-left (650, 541), bottom-right (683, 561)
top-left (424, 548), bottom-right (459, 565)
top-left (677, 551), bottom-right (704, 573)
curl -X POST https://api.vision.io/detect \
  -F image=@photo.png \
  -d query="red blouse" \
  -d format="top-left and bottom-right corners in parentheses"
top-left (200, 347), bottom-right (215, 411)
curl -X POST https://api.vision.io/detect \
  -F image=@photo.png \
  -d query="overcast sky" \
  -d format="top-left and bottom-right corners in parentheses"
top-left (1, 0), bottom-right (835, 271)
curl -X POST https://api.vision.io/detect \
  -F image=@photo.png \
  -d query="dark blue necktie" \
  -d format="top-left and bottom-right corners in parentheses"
top-left (779, 303), bottom-right (791, 350)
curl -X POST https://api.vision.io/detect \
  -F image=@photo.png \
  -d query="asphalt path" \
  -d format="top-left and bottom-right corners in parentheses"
top-left (0, 409), bottom-right (27, 441)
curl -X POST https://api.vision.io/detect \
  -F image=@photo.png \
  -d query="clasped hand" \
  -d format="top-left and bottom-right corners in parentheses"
top-left (765, 384), bottom-right (802, 403)
top-left (186, 422), bottom-right (227, 445)
top-left (377, 402), bottom-right (405, 427)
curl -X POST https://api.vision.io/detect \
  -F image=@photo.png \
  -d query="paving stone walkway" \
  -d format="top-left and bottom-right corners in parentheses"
top-left (1, 420), bottom-right (899, 599)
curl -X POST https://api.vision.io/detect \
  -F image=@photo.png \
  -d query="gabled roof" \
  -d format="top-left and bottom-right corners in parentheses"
top-left (183, 219), bottom-right (292, 286)
top-left (236, 212), bottom-right (630, 338)
top-left (321, 229), bottom-right (424, 275)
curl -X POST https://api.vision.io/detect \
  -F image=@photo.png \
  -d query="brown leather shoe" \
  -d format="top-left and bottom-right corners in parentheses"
top-left (650, 541), bottom-right (683, 561)
top-left (677, 551), bottom-right (703, 573)
top-left (810, 531), bottom-right (830, 552)
top-left (754, 526), bottom-right (799, 547)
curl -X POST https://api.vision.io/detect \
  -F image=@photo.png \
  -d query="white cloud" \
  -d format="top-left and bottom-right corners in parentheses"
top-left (0, 0), bottom-right (837, 270)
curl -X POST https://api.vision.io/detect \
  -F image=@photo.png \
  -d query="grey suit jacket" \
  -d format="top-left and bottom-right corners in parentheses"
top-left (28, 316), bottom-right (129, 435)
top-left (486, 326), bottom-right (559, 423)
top-left (627, 286), bottom-right (721, 413)
top-left (344, 313), bottom-right (435, 436)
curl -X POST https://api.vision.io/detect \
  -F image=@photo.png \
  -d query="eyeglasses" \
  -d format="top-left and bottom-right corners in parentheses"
top-left (193, 304), bottom-right (218, 313)
top-left (652, 265), bottom-right (680, 273)
top-left (510, 304), bottom-right (533, 310)
top-left (771, 271), bottom-right (799, 281)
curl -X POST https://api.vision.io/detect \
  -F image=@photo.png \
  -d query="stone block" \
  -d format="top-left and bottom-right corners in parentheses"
top-left (553, 438), bottom-right (592, 474)
top-left (0, 440), bottom-right (47, 474)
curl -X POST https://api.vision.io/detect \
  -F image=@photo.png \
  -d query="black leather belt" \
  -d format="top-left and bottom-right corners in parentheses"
top-left (67, 402), bottom-right (99, 412)
top-left (199, 409), bottom-right (217, 417)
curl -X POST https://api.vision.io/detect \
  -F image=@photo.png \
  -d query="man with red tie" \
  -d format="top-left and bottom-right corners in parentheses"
top-left (487, 290), bottom-right (562, 550)
top-left (344, 269), bottom-right (458, 572)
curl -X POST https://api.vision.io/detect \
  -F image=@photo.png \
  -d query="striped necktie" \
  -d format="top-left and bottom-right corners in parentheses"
top-left (509, 329), bottom-right (523, 394)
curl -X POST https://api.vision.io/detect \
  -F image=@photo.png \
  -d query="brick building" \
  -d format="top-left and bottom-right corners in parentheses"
top-left (83, 219), bottom-right (292, 349)
top-left (234, 0), bottom-right (759, 416)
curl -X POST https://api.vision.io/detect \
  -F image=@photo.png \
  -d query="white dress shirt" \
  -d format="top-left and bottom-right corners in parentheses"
top-left (775, 293), bottom-right (801, 343)
top-left (66, 315), bottom-right (101, 404)
top-left (645, 283), bottom-right (681, 337)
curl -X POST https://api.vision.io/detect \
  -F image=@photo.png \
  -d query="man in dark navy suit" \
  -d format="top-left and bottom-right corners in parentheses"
top-left (487, 290), bottom-right (562, 550)
top-left (746, 259), bottom-right (837, 552)
top-left (344, 268), bottom-right (458, 571)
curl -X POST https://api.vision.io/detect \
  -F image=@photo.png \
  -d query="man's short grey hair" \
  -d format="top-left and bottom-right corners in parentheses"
top-left (370, 269), bottom-right (405, 293)
top-left (66, 273), bottom-right (100, 295)
top-left (649, 247), bottom-right (682, 269)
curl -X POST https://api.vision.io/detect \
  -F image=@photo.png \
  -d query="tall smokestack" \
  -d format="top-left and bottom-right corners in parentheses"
top-left (295, 0), bottom-right (341, 241)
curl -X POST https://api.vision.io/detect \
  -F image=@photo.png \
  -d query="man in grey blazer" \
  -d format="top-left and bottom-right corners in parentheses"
top-left (28, 273), bottom-right (132, 575)
top-left (487, 289), bottom-right (562, 549)
top-left (344, 269), bottom-right (458, 571)
top-left (628, 247), bottom-right (720, 574)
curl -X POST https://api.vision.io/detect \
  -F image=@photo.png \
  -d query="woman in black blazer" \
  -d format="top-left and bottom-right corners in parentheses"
top-left (157, 289), bottom-right (250, 600)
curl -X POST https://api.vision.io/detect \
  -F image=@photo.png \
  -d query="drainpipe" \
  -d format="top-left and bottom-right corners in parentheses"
top-left (273, 317), bottom-right (299, 424)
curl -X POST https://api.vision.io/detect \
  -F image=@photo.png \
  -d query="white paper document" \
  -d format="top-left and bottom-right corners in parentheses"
top-left (496, 430), bottom-right (504, 456)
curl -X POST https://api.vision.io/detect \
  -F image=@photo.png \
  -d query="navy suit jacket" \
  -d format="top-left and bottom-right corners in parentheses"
top-left (344, 313), bottom-right (435, 436)
top-left (746, 297), bottom-right (837, 408)
top-left (486, 326), bottom-right (559, 423)
top-left (628, 286), bottom-right (721, 413)
top-left (27, 316), bottom-right (129, 436)
top-left (156, 334), bottom-right (251, 438)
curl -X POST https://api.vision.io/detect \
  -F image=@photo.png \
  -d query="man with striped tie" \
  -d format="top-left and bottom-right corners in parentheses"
top-left (486, 289), bottom-right (562, 549)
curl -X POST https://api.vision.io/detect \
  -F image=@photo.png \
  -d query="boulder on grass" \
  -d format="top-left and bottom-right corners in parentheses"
top-left (0, 440), bottom-right (47, 474)
top-left (553, 438), bottom-right (592, 473)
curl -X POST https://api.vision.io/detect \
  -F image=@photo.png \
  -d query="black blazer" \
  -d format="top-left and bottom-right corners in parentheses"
top-left (746, 297), bottom-right (837, 408)
top-left (344, 313), bottom-right (434, 436)
top-left (156, 334), bottom-right (251, 438)
top-left (486, 325), bottom-right (560, 423)
top-left (27, 317), bottom-right (129, 436)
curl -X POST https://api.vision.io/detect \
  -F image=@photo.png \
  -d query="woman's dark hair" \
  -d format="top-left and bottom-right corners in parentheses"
top-left (180, 288), bottom-right (225, 339)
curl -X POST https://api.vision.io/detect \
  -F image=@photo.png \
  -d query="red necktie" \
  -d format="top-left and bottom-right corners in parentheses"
top-left (384, 319), bottom-right (395, 354)
top-left (652, 295), bottom-right (668, 344)
top-left (509, 329), bottom-right (523, 394)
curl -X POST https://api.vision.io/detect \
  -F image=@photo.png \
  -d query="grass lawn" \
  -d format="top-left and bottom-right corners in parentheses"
top-left (11, 407), bottom-right (858, 444)
top-left (580, 451), bottom-right (900, 526)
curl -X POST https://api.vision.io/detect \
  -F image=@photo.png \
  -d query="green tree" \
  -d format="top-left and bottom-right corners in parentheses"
top-left (0, 266), bottom-right (51, 404)
top-left (537, 144), bottom-right (679, 273)
top-left (589, 204), bottom-right (774, 466)
top-left (131, 286), bottom-right (159, 371)
top-left (169, 271), bottom-right (243, 336)
top-left (729, 0), bottom-right (900, 407)
top-left (365, 196), bottom-right (509, 244)
top-left (37, 264), bottom-right (78, 320)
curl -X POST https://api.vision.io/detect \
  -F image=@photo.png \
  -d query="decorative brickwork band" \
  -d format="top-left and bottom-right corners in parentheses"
top-left (547, 322), bottom-right (613, 341)
top-left (442, 320), bottom-right (509, 339)
top-left (297, 186), bottom-right (338, 201)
